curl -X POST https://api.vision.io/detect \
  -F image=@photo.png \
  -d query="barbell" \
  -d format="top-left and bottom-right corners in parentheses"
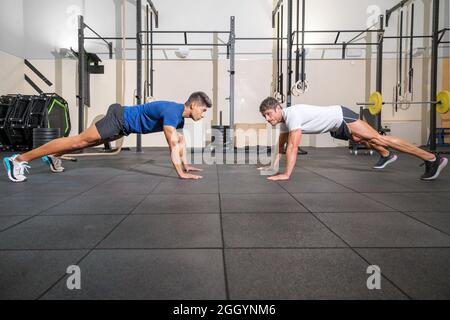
top-left (356, 90), bottom-right (450, 116)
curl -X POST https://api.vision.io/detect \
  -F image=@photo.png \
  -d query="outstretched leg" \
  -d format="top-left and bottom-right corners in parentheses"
top-left (177, 133), bottom-right (202, 172)
top-left (16, 125), bottom-right (103, 163)
top-left (52, 137), bottom-right (120, 158)
top-left (352, 134), bottom-right (390, 157)
top-left (351, 133), bottom-right (397, 168)
top-left (347, 120), bottom-right (434, 161)
top-left (347, 119), bottom-right (447, 180)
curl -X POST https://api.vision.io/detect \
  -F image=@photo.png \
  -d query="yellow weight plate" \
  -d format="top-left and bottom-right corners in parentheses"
top-left (368, 91), bottom-right (383, 115)
top-left (436, 90), bottom-right (450, 114)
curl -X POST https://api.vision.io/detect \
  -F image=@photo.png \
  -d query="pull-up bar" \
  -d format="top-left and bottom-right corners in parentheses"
top-left (77, 15), bottom-right (114, 134)
top-left (83, 22), bottom-right (113, 58)
top-left (137, 29), bottom-right (231, 46)
top-left (383, 35), bottom-right (432, 39)
top-left (135, 11), bottom-right (237, 151)
top-left (85, 37), bottom-right (136, 40)
top-left (140, 43), bottom-right (229, 47)
top-left (438, 28), bottom-right (449, 44)
top-left (272, 0), bottom-right (284, 27)
top-left (146, 0), bottom-right (159, 28)
top-left (292, 29), bottom-right (380, 34)
top-left (293, 42), bottom-right (380, 46)
top-left (346, 25), bottom-right (380, 45)
top-left (139, 30), bottom-right (230, 34)
top-left (235, 37), bottom-right (287, 40)
top-left (385, 0), bottom-right (412, 27)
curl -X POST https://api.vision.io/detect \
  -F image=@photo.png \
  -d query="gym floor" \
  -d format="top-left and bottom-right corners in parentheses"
top-left (1, 147), bottom-right (449, 300)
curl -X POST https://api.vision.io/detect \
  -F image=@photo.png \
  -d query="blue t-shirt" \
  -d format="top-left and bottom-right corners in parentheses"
top-left (122, 101), bottom-right (185, 134)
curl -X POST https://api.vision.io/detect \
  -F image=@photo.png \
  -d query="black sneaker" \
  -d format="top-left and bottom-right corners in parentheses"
top-left (421, 155), bottom-right (448, 180)
top-left (373, 153), bottom-right (398, 169)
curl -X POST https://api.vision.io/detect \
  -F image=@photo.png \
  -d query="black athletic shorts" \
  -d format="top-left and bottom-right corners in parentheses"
top-left (330, 106), bottom-right (359, 141)
top-left (95, 103), bottom-right (127, 140)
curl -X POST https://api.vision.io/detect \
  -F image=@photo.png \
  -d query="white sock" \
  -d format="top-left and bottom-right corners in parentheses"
top-left (428, 156), bottom-right (436, 162)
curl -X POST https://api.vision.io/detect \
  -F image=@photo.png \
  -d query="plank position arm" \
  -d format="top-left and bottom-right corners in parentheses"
top-left (267, 129), bottom-right (302, 181)
top-left (16, 125), bottom-right (104, 163)
top-left (163, 125), bottom-right (203, 180)
top-left (258, 131), bottom-right (287, 171)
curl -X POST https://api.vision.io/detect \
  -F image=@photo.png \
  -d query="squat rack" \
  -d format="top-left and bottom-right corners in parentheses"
top-left (136, 13), bottom-right (236, 152)
top-left (281, 0), bottom-right (382, 107)
top-left (274, 0), bottom-right (447, 151)
top-left (76, 1), bottom-right (235, 152)
top-left (232, 1), bottom-right (382, 155)
top-left (76, 0), bottom-right (447, 151)
top-left (77, 15), bottom-right (114, 135)
top-left (370, 0), bottom-right (446, 151)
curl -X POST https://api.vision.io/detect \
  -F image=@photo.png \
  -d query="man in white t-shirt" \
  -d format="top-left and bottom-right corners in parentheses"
top-left (257, 97), bottom-right (448, 181)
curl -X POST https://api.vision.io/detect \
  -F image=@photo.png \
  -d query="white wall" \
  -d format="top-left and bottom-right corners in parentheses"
top-left (0, 0), bottom-right (24, 57)
top-left (18, 0), bottom-right (273, 60)
top-left (0, 51), bottom-right (25, 95)
top-left (0, 0), bottom-right (24, 96)
top-left (12, 0), bottom-right (449, 60)
top-left (1, 0), bottom-right (448, 148)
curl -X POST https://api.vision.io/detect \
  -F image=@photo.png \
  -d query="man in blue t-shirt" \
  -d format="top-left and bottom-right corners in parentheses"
top-left (4, 91), bottom-right (211, 182)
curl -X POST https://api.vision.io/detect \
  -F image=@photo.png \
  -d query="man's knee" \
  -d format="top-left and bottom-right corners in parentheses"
top-left (369, 135), bottom-right (388, 147)
top-left (72, 136), bottom-right (90, 149)
top-left (351, 134), bottom-right (362, 142)
top-left (79, 125), bottom-right (102, 144)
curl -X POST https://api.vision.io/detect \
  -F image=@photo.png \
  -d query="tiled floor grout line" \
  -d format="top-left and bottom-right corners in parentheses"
top-left (0, 163), bottom-right (69, 201)
top-left (0, 211), bottom-right (393, 217)
top-left (358, 192), bottom-right (450, 237)
top-left (390, 211), bottom-right (450, 237)
top-left (0, 173), bottom-right (129, 234)
top-left (394, 211), bottom-right (450, 236)
top-left (0, 157), bottom-right (163, 233)
top-left (35, 158), bottom-right (168, 300)
top-left (275, 179), bottom-right (413, 300)
top-left (216, 165), bottom-right (231, 300)
top-left (2, 209), bottom-right (449, 217)
top-left (300, 166), bottom-right (450, 237)
top-left (1, 151), bottom-right (448, 299)
top-left (2, 246), bottom-right (450, 252)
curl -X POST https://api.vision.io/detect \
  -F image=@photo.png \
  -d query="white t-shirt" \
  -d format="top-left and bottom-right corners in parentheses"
top-left (280, 104), bottom-right (343, 134)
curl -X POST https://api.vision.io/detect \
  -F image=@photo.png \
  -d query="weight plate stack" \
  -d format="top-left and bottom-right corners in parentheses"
top-left (32, 128), bottom-right (61, 149)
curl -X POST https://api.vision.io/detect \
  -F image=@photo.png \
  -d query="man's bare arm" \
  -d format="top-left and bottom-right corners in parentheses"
top-left (257, 132), bottom-right (288, 171)
top-left (267, 129), bottom-right (302, 180)
top-left (163, 126), bottom-right (202, 179)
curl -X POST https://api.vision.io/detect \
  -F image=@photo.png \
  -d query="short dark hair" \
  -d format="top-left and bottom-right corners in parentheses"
top-left (259, 97), bottom-right (281, 113)
top-left (186, 91), bottom-right (212, 108)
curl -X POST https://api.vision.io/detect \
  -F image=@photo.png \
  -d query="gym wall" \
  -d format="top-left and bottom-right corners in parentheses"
top-left (9, 0), bottom-right (448, 61)
top-left (18, 59), bottom-right (216, 148)
top-left (441, 58), bottom-right (450, 143)
top-left (0, 0), bottom-right (25, 95)
top-left (0, 51), bottom-right (25, 95)
top-left (0, 0), bottom-right (24, 58)
top-left (1, 0), bottom-right (448, 148)
top-left (17, 53), bottom-right (445, 148)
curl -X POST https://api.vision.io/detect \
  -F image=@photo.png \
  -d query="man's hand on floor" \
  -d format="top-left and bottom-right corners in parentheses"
top-left (267, 173), bottom-right (290, 181)
top-left (180, 173), bottom-right (203, 180)
top-left (184, 165), bottom-right (203, 172)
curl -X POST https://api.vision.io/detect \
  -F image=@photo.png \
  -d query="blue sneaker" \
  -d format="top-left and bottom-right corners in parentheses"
top-left (3, 155), bottom-right (30, 182)
top-left (41, 155), bottom-right (64, 173)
